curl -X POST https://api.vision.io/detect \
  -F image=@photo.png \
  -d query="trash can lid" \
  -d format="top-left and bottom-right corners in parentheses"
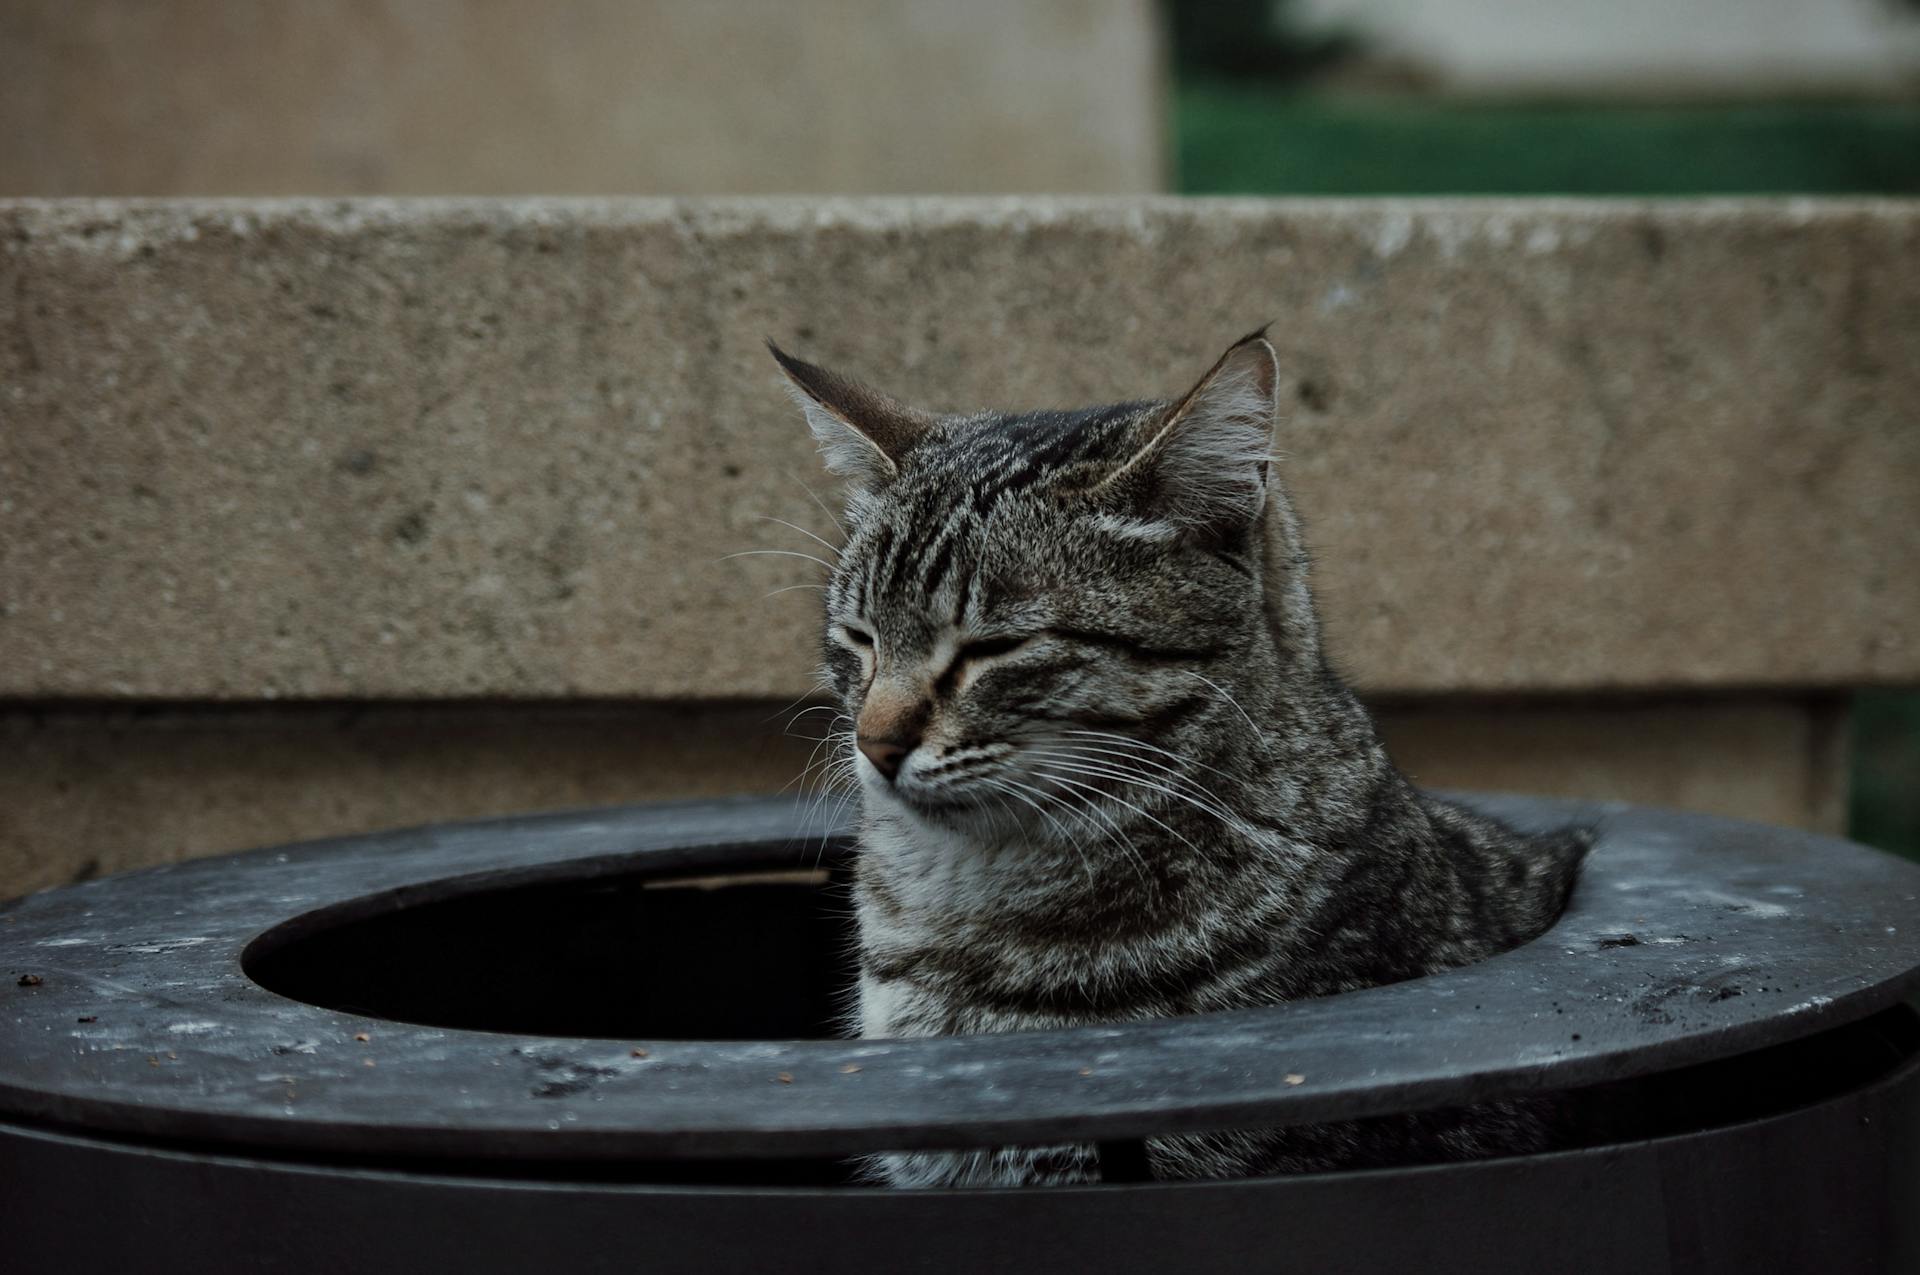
top-left (2, 794), bottom-right (1917, 1161)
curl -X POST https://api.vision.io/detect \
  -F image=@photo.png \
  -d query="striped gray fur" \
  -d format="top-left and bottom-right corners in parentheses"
top-left (771, 332), bottom-right (1589, 1188)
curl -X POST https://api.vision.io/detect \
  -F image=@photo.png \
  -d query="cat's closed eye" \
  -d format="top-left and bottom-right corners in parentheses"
top-left (955, 634), bottom-right (1032, 663)
top-left (934, 633), bottom-right (1036, 695)
top-left (836, 624), bottom-right (875, 649)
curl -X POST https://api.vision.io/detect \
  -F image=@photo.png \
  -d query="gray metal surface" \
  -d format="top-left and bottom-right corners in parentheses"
top-left (2, 794), bottom-right (1918, 1161)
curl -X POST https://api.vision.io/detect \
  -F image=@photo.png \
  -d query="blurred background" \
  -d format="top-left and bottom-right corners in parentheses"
top-left (1174, 0), bottom-right (1920, 195)
top-left (1, 0), bottom-right (1915, 892)
top-left (1162, 0), bottom-right (1920, 862)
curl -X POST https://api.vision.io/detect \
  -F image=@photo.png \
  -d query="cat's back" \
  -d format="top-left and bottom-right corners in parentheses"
top-left (1421, 794), bottom-right (1593, 957)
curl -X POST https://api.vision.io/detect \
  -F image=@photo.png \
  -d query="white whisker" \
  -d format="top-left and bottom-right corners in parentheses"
top-left (761, 683), bottom-right (834, 726)
top-left (1022, 742), bottom-right (1234, 806)
top-left (1060, 729), bottom-right (1244, 786)
top-left (721, 548), bottom-right (836, 572)
top-left (1018, 749), bottom-right (1242, 828)
top-left (751, 515), bottom-right (845, 559)
top-left (1034, 767), bottom-right (1198, 855)
top-left (784, 470), bottom-right (847, 535)
top-left (988, 775), bottom-right (1103, 887)
top-left (1183, 671), bottom-right (1266, 742)
top-left (784, 704), bottom-right (849, 725)
top-left (1024, 770), bottom-right (1163, 895)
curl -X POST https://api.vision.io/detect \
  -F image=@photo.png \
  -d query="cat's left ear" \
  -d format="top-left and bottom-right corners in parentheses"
top-left (768, 342), bottom-right (932, 488)
top-left (1096, 329), bottom-right (1279, 531)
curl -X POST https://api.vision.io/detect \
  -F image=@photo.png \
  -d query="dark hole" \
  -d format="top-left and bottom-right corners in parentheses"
top-left (244, 862), bottom-right (858, 1040)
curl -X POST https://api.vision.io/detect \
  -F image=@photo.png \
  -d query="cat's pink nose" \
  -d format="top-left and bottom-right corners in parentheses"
top-left (857, 735), bottom-right (914, 782)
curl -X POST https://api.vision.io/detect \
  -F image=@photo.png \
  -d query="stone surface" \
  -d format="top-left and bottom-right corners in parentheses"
top-left (0, 699), bottom-right (1845, 898)
top-left (1380, 697), bottom-right (1849, 838)
top-left (0, 1), bottom-right (1164, 196)
top-left (1, 198), bottom-right (1915, 700)
top-left (0, 704), bottom-right (824, 897)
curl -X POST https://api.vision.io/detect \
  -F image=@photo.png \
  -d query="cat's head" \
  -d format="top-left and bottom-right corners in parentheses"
top-left (773, 332), bottom-right (1282, 832)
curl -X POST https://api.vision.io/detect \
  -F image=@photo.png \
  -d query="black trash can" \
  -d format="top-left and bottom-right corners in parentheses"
top-left (2, 794), bottom-right (1917, 1274)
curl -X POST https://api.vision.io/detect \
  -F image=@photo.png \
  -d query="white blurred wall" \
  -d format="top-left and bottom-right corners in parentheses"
top-left (1298, 0), bottom-right (1920, 95)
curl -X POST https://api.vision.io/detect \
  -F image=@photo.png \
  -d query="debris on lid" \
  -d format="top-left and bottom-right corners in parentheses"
top-left (353, 1032), bottom-right (370, 1043)
top-left (838, 1064), bottom-right (861, 1074)
top-left (16, 974), bottom-right (43, 987)
top-left (775, 1072), bottom-right (794, 1084)
top-left (630, 1047), bottom-right (649, 1058)
top-left (1284, 1073), bottom-right (1306, 1086)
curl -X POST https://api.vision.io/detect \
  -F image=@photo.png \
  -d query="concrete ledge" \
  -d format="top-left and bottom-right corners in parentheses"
top-left (2, 197), bottom-right (1916, 698)
top-left (0, 698), bottom-right (1846, 896)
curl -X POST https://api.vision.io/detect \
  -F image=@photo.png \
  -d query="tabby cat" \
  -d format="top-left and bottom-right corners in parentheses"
top-left (771, 331), bottom-right (1589, 1187)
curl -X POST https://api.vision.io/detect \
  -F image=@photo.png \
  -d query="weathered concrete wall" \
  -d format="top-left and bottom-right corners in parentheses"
top-left (1, 197), bottom-right (1911, 895)
top-left (0, 699), bottom-right (1846, 898)
top-left (0, 0), bottom-right (1165, 196)
top-left (3, 198), bottom-right (1915, 699)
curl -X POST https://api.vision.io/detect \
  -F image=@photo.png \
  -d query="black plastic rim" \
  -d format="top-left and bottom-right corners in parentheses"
top-left (3, 793), bottom-right (1919, 1164)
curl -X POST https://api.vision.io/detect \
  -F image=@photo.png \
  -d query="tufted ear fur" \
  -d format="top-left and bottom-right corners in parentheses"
top-left (769, 341), bottom-right (933, 488)
top-left (1095, 329), bottom-right (1280, 532)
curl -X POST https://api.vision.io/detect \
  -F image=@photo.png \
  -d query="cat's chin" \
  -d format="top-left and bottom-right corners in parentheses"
top-left (871, 783), bottom-right (1010, 836)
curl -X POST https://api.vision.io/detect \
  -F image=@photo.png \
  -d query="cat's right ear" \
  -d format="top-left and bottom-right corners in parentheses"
top-left (768, 342), bottom-right (931, 487)
top-left (1090, 329), bottom-right (1280, 534)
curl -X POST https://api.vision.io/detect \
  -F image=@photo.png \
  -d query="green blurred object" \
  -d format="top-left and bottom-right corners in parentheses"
top-left (1177, 80), bottom-right (1920, 196)
top-left (1164, 0), bottom-right (1356, 82)
top-left (1854, 693), bottom-right (1920, 861)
